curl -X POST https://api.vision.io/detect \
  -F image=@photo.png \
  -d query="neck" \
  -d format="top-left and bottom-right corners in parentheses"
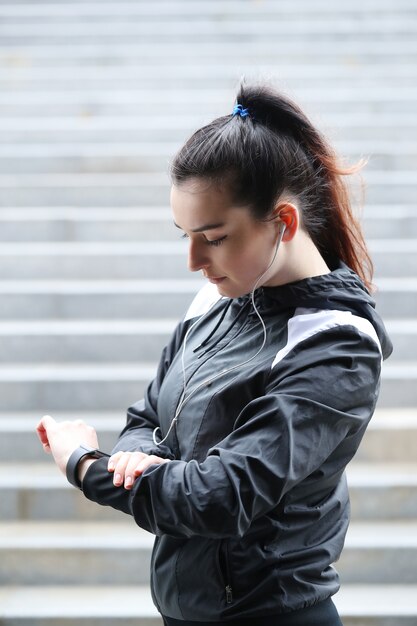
top-left (265, 230), bottom-right (331, 287)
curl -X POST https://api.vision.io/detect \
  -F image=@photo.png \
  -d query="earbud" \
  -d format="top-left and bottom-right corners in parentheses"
top-left (275, 221), bottom-right (286, 246)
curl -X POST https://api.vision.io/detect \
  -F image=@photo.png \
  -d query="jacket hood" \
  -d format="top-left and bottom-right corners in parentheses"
top-left (250, 262), bottom-right (393, 361)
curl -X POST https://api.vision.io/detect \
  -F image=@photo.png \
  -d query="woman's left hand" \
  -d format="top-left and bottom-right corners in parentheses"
top-left (36, 415), bottom-right (99, 475)
top-left (107, 450), bottom-right (171, 490)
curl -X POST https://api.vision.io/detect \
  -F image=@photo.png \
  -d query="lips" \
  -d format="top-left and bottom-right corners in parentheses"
top-left (205, 275), bottom-right (226, 284)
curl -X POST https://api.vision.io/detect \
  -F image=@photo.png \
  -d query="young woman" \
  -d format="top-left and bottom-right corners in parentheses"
top-left (37, 84), bottom-right (392, 626)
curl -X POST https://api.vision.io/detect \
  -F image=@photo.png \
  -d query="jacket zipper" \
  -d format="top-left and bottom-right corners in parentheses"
top-left (220, 540), bottom-right (233, 604)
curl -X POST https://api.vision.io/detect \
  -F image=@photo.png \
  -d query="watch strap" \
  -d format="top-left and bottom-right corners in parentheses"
top-left (66, 444), bottom-right (110, 490)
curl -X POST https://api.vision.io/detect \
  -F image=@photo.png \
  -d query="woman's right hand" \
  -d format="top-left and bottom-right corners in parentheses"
top-left (107, 450), bottom-right (170, 490)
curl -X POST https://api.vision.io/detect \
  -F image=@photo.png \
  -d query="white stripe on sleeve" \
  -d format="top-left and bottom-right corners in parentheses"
top-left (271, 308), bottom-right (382, 370)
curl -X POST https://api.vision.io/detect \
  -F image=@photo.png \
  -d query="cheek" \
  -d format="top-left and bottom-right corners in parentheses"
top-left (228, 239), bottom-right (272, 280)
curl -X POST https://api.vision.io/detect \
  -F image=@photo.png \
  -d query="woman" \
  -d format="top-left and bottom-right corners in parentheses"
top-left (37, 84), bottom-right (392, 626)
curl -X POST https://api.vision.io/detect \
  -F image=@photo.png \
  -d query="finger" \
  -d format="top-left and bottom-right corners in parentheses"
top-left (112, 452), bottom-right (133, 487)
top-left (124, 452), bottom-right (147, 489)
top-left (134, 455), bottom-right (170, 477)
top-left (36, 424), bottom-right (49, 446)
top-left (107, 451), bottom-right (124, 472)
top-left (40, 415), bottom-right (56, 429)
top-left (36, 415), bottom-right (56, 447)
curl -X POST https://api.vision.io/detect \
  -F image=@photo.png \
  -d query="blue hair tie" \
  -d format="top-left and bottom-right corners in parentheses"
top-left (232, 104), bottom-right (249, 118)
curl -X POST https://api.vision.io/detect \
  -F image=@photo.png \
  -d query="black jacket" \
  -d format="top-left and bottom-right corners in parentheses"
top-left (83, 263), bottom-right (392, 621)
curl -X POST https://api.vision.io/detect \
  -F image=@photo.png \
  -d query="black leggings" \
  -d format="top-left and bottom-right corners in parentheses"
top-left (162, 597), bottom-right (343, 626)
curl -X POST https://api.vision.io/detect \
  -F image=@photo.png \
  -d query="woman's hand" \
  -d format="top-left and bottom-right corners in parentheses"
top-left (108, 450), bottom-right (170, 490)
top-left (36, 415), bottom-right (99, 475)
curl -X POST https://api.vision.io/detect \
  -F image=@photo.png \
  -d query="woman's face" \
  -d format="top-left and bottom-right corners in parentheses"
top-left (170, 179), bottom-right (281, 298)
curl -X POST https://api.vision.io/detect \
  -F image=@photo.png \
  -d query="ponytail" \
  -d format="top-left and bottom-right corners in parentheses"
top-left (171, 83), bottom-right (373, 291)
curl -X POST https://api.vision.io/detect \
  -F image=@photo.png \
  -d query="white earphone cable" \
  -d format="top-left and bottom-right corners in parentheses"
top-left (153, 224), bottom-right (286, 446)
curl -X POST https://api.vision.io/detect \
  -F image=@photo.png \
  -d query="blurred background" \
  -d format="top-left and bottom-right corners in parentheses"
top-left (0, 1), bottom-right (416, 624)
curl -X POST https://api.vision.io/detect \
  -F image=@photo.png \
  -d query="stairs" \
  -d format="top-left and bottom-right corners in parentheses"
top-left (1, 1), bottom-right (416, 624)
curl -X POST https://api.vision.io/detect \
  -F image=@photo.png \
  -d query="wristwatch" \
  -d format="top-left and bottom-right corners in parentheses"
top-left (66, 444), bottom-right (110, 490)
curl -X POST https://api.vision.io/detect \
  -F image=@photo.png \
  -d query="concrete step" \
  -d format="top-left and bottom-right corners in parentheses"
top-left (1, 28), bottom-right (416, 52)
top-left (1, 17), bottom-right (416, 44)
top-left (0, 279), bottom-right (203, 320)
top-left (3, 63), bottom-right (417, 82)
top-left (3, 46), bottom-right (416, 68)
top-left (0, 362), bottom-right (157, 411)
top-left (0, 318), bottom-right (412, 364)
top-left (0, 114), bottom-right (416, 144)
top-left (0, 242), bottom-right (190, 280)
top-left (0, 172), bottom-right (171, 207)
top-left (373, 278), bottom-right (417, 318)
top-left (338, 521), bottom-right (417, 583)
top-left (1, 92), bottom-right (416, 118)
top-left (0, 144), bottom-right (183, 175)
top-left (2, 69), bottom-right (417, 95)
top-left (1, 584), bottom-right (417, 626)
top-left (2, 0), bottom-right (417, 18)
top-left (0, 117), bottom-right (204, 145)
top-left (0, 141), bottom-right (415, 173)
top-left (0, 463), bottom-right (122, 522)
top-left (371, 240), bottom-right (417, 277)
top-left (0, 413), bottom-right (126, 462)
top-left (0, 171), bottom-right (415, 206)
top-left (363, 205), bottom-right (417, 239)
top-left (383, 320), bottom-right (417, 361)
top-left (0, 277), bottom-right (412, 320)
top-left (1, 88), bottom-right (416, 109)
top-left (1, 408), bottom-right (415, 464)
top-left (2, 462), bottom-right (416, 522)
top-left (0, 359), bottom-right (413, 411)
top-left (2, 43), bottom-right (417, 76)
top-left (347, 464), bottom-right (417, 520)
top-left (356, 408), bottom-right (417, 464)
top-left (378, 362), bottom-right (417, 408)
top-left (335, 584), bottom-right (417, 626)
top-left (0, 205), bottom-right (416, 242)
top-left (0, 239), bottom-right (414, 279)
top-left (1, 520), bottom-right (416, 585)
top-left (0, 319), bottom-right (176, 363)
top-left (0, 207), bottom-right (177, 242)
top-left (0, 521), bottom-right (154, 586)
top-left (0, 584), bottom-right (162, 626)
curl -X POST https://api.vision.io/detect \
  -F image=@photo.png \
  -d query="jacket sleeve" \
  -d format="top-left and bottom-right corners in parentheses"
top-left (83, 325), bottom-right (382, 537)
top-left (110, 319), bottom-right (190, 460)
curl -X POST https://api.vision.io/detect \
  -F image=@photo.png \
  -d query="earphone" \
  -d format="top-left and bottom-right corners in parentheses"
top-left (152, 220), bottom-right (287, 447)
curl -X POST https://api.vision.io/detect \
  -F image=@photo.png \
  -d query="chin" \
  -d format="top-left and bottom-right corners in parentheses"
top-left (214, 283), bottom-right (232, 298)
top-left (216, 283), bottom-right (247, 299)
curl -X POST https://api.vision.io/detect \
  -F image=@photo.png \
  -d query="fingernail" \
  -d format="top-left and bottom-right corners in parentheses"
top-left (125, 476), bottom-right (133, 488)
top-left (108, 461), bottom-right (114, 471)
top-left (114, 473), bottom-right (122, 485)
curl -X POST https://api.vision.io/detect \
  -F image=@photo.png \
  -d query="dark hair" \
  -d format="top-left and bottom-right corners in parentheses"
top-left (171, 83), bottom-right (373, 291)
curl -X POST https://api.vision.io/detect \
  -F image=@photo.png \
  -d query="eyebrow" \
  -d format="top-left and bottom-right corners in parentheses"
top-left (174, 221), bottom-right (225, 233)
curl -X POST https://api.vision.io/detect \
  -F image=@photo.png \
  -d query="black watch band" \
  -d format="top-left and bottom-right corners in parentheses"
top-left (66, 444), bottom-right (110, 490)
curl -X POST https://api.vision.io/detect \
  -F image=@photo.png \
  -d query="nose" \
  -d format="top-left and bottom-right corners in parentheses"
top-left (187, 239), bottom-right (209, 273)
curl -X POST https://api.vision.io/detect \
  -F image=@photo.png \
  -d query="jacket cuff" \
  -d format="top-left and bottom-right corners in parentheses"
top-left (81, 456), bottom-right (132, 515)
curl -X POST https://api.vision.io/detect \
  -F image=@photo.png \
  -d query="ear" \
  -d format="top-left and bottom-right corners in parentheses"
top-left (271, 202), bottom-right (299, 242)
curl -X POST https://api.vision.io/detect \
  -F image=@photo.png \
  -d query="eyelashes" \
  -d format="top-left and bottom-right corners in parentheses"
top-left (206, 236), bottom-right (227, 247)
top-left (180, 233), bottom-right (227, 247)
